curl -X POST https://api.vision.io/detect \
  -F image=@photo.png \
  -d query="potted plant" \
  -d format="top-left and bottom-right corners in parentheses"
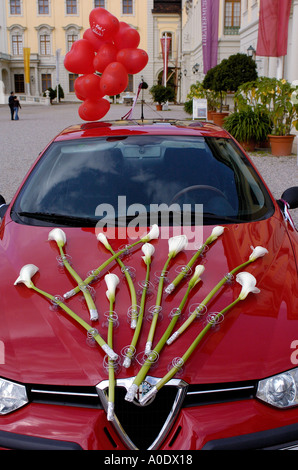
top-left (203, 53), bottom-right (258, 126)
top-left (235, 77), bottom-right (298, 156)
top-left (149, 84), bottom-right (175, 110)
top-left (183, 81), bottom-right (221, 119)
top-left (223, 108), bottom-right (271, 151)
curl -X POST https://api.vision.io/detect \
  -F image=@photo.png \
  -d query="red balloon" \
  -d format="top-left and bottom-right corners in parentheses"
top-left (74, 74), bottom-right (104, 100)
top-left (89, 8), bottom-right (119, 41)
top-left (64, 39), bottom-right (95, 74)
top-left (116, 48), bottom-right (148, 74)
top-left (78, 98), bottom-right (110, 121)
top-left (113, 22), bottom-right (140, 49)
top-left (83, 28), bottom-right (112, 52)
top-left (93, 43), bottom-right (118, 73)
top-left (100, 62), bottom-right (128, 96)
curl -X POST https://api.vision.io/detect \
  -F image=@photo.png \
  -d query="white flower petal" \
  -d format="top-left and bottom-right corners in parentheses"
top-left (48, 228), bottom-right (66, 247)
top-left (189, 265), bottom-right (205, 287)
top-left (141, 243), bottom-right (155, 264)
top-left (97, 232), bottom-right (111, 250)
top-left (168, 234), bottom-right (188, 257)
top-left (207, 226), bottom-right (225, 243)
top-left (14, 264), bottom-right (39, 288)
top-left (104, 273), bottom-right (120, 301)
top-left (236, 272), bottom-right (260, 300)
top-left (249, 246), bottom-right (268, 261)
top-left (141, 224), bottom-right (160, 242)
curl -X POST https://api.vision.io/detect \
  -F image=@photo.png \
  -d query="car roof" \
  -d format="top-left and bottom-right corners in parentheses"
top-left (54, 120), bottom-right (230, 141)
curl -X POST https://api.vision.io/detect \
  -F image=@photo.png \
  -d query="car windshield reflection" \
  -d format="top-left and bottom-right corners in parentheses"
top-left (11, 135), bottom-right (274, 227)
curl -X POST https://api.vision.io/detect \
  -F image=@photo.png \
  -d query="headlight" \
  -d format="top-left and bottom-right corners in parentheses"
top-left (0, 378), bottom-right (28, 415)
top-left (257, 368), bottom-right (298, 409)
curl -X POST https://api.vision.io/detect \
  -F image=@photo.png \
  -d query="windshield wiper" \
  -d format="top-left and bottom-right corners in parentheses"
top-left (16, 211), bottom-right (99, 227)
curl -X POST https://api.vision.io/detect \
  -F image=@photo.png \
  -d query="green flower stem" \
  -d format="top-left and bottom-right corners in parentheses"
top-left (104, 245), bottom-right (138, 329)
top-left (58, 245), bottom-right (98, 321)
top-left (64, 239), bottom-right (143, 299)
top-left (145, 255), bottom-right (172, 354)
top-left (107, 297), bottom-right (116, 421)
top-left (127, 283), bottom-right (193, 391)
top-left (30, 283), bottom-right (118, 360)
top-left (140, 297), bottom-right (241, 405)
top-left (123, 262), bottom-right (151, 368)
top-left (166, 259), bottom-right (252, 344)
top-left (167, 244), bottom-right (206, 292)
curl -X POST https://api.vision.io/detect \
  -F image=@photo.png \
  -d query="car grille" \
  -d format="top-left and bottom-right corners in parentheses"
top-left (28, 380), bottom-right (257, 450)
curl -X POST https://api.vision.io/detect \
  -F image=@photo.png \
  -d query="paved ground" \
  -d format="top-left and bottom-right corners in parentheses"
top-left (0, 101), bottom-right (297, 227)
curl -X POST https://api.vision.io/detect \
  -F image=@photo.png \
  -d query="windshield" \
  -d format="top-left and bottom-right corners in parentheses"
top-left (11, 135), bottom-right (274, 227)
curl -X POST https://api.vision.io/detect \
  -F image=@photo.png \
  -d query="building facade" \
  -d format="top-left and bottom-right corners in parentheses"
top-left (1, 0), bottom-right (298, 105)
top-left (180, 0), bottom-right (298, 102)
top-left (0, 0), bottom-right (183, 103)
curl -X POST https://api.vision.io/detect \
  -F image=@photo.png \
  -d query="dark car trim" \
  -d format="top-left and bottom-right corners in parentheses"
top-left (0, 430), bottom-right (82, 450)
top-left (202, 423), bottom-right (298, 450)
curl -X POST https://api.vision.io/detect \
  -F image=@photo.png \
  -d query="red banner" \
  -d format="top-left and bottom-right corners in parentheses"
top-left (160, 35), bottom-right (171, 86)
top-left (256, 0), bottom-right (291, 57)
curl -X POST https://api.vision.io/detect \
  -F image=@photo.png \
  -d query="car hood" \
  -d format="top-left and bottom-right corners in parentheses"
top-left (0, 215), bottom-right (297, 387)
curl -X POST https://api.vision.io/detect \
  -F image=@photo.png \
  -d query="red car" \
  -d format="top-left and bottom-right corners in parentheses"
top-left (0, 120), bottom-right (298, 450)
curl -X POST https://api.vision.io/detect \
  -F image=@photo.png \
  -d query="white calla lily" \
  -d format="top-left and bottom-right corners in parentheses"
top-left (249, 246), bottom-right (268, 261)
top-left (168, 234), bottom-right (188, 258)
top-left (236, 272), bottom-right (260, 300)
top-left (97, 232), bottom-right (112, 250)
top-left (189, 265), bottom-right (205, 288)
top-left (141, 224), bottom-right (160, 242)
top-left (14, 264), bottom-right (39, 288)
top-left (141, 243), bottom-right (155, 265)
top-left (48, 228), bottom-right (66, 247)
top-left (206, 226), bottom-right (225, 244)
top-left (105, 273), bottom-right (120, 302)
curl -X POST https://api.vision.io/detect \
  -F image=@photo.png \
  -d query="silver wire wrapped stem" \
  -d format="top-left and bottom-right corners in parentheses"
top-left (125, 383), bottom-right (138, 402)
top-left (107, 401), bottom-right (115, 421)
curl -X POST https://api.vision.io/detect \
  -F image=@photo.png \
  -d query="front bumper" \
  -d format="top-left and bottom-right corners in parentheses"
top-left (2, 398), bottom-right (298, 450)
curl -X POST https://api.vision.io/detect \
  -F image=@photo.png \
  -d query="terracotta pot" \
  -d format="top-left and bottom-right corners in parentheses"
top-left (268, 134), bottom-right (295, 156)
top-left (156, 104), bottom-right (162, 111)
top-left (240, 140), bottom-right (256, 152)
top-left (212, 112), bottom-right (229, 127)
top-left (207, 110), bottom-right (214, 120)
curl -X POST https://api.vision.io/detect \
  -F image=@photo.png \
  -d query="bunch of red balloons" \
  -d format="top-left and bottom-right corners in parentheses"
top-left (64, 7), bottom-right (149, 121)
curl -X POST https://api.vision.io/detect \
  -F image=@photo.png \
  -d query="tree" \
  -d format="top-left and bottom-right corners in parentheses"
top-left (203, 53), bottom-right (258, 112)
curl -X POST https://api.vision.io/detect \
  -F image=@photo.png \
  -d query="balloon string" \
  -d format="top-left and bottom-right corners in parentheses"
top-left (121, 82), bottom-right (143, 120)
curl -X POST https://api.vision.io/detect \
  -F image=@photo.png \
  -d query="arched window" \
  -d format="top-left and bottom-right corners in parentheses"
top-left (8, 24), bottom-right (26, 56)
top-left (35, 24), bottom-right (54, 56)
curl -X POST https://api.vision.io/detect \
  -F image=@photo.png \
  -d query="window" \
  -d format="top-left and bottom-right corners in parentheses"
top-left (14, 74), bottom-right (24, 93)
top-left (41, 74), bottom-right (52, 92)
top-left (67, 34), bottom-right (78, 52)
top-left (10, 0), bottom-right (21, 15)
top-left (12, 34), bottom-right (23, 55)
top-left (122, 0), bottom-right (133, 14)
top-left (224, 0), bottom-right (241, 34)
top-left (40, 34), bottom-right (50, 55)
top-left (66, 0), bottom-right (77, 14)
top-left (94, 0), bottom-right (105, 7)
top-left (69, 73), bottom-right (78, 92)
top-left (38, 0), bottom-right (49, 15)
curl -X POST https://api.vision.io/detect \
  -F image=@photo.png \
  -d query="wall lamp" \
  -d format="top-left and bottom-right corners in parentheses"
top-left (247, 45), bottom-right (256, 58)
top-left (192, 63), bottom-right (199, 74)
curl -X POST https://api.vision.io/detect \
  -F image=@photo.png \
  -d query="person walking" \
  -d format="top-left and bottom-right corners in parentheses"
top-left (8, 91), bottom-right (15, 120)
top-left (13, 96), bottom-right (21, 120)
